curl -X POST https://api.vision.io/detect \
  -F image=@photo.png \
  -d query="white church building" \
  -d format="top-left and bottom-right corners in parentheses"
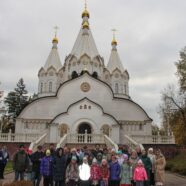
top-left (13, 6), bottom-right (169, 150)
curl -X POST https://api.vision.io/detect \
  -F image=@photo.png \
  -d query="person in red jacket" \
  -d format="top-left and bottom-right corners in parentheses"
top-left (90, 158), bottom-right (101, 185)
top-left (133, 160), bottom-right (148, 186)
top-left (100, 159), bottom-right (109, 186)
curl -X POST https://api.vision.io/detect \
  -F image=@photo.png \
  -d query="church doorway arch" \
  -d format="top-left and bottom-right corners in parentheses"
top-left (101, 124), bottom-right (110, 136)
top-left (78, 122), bottom-right (92, 134)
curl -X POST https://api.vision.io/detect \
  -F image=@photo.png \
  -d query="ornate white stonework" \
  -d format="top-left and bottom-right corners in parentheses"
top-left (15, 6), bottom-right (155, 145)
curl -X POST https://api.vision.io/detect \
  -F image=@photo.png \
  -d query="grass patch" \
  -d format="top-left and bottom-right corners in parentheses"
top-left (166, 152), bottom-right (186, 175)
top-left (5, 161), bottom-right (13, 174)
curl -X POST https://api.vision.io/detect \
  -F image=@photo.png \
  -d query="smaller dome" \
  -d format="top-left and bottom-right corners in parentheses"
top-left (82, 9), bottom-right (90, 18)
top-left (52, 37), bottom-right (58, 43)
top-left (111, 38), bottom-right (117, 46)
top-left (82, 21), bottom-right (89, 29)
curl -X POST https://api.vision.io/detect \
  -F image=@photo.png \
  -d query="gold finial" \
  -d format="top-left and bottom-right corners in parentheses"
top-left (111, 28), bottom-right (118, 45)
top-left (82, 0), bottom-right (90, 18)
top-left (82, 21), bottom-right (89, 29)
top-left (53, 26), bottom-right (59, 43)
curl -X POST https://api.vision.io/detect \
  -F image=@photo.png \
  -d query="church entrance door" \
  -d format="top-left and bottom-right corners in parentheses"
top-left (78, 123), bottom-right (91, 134)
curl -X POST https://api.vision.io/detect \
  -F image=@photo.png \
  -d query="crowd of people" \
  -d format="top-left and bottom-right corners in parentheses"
top-left (2, 144), bottom-right (166, 186)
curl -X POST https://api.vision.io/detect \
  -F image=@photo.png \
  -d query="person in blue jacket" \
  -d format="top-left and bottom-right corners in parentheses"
top-left (40, 149), bottom-right (53, 186)
top-left (109, 155), bottom-right (121, 186)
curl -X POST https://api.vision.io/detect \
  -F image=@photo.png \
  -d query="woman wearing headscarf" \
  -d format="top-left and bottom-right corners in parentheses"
top-left (155, 149), bottom-right (166, 186)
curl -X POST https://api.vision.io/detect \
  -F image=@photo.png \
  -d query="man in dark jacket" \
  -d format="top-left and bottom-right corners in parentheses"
top-left (31, 145), bottom-right (44, 186)
top-left (13, 144), bottom-right (29, 181)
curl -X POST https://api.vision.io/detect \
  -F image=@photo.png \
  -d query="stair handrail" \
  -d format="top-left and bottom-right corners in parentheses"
top-left (104, 135), bottom-right (118, 151)
top-left (29, 132), bottom-right (48, 152)
top-left (124, 134), bottom-right (144, 150)
top-left (56, 134), bottom-right (68, 149)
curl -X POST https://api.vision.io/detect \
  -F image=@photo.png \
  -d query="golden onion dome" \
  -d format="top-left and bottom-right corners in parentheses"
top-left (82, 21), bottom-right (89, 29)
top-left (111, 38), bottom-right (117, 46)
top-left (52, 37), bottom-right (58, 43)
top-left (82, 9), bottom-right (90, 18)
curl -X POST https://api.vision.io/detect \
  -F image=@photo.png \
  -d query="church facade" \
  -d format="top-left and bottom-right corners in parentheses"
top-left (15, 7), bottom-right (152, 145)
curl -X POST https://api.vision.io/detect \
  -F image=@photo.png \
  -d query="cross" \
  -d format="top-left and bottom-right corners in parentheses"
top-left (54, 26), bottom-right (59, 37)
top-left (84, 0), bottom-right (87, 10)
top-left (111, 28), bottom-right (117, 40)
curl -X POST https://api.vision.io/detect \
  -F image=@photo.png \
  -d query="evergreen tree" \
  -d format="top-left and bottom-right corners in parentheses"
top-left (4, 78), bottom-right (29, 118)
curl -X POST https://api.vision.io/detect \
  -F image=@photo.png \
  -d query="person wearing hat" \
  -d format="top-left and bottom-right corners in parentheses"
top-left (90, 158), bottom-right (101, 185)
top-left (147, 148), bottom-right (155, 186)
top-left (40, 149), bottom-right (53, 186)
top-left (109, 155), bottom-right (121, 186)
top-left (133, 159), bottom-right (147, 186)
top-left (100, 159), bottom-right (109, 186)
top-left (141, 150), bottom-right (152, 186)
top-left (13, 144), bottom-right (29, 181)
top-left (31, 145), bottom-right (45, 186)
top-left (66, 156), bottom-right (79, 186)
top-left (120, 154), bottom-right (132, 186)
top-left (67, 148), bottom-right (80, 166)
top-left (79, 157), bottom-right (90, 186)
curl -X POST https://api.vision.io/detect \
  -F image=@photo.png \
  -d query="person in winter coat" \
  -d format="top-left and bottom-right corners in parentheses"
top-left (109, 155), bottom-right (121, 186)
top-left (147, 148), bottom-right (155, 186)
top-left (31, 145), bottom-right (45, 186)
top-left (13, 144), bottom-right (29, 181)
top-left (140, 150), bottom-right (152, 186)
top-left (120, 154), bottom-right (132, 186)
top-left (117, 151), bottom-right (124, 166)
top-left (0, 146), bottom-right (9, 179)
top-left (100, 159), bottom-right (109, 186)
top-left (79, 157), bottom-right (91, 186)
top-left (67, 148), bottom-right (80, 166)
top-left (133, 160), bottom-right (148, 186)
top-left (53, 148), bottom-right (66, 186)
top-left (129, 150), bottom-right (139, 186)
top-left (66, 156), bottom-right (79, 186)
top-left (25, 149), bottom-right (33, 181)
top-left (90, 158), bottom-right (101, 185)
top-left (40, 149), bottom-right (53, 186)
top-left (155, 150), bottom-right (166, 186)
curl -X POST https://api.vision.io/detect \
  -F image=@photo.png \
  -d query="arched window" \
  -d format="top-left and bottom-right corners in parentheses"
top-left (49, 82), bottom-right (52, 92)
top-left (92, 72), bottom-right (98, 79)
top-left (40, 83), bottom-right (43, 93)
top-left (124, 84), bottom-right (127, 94)
top-left (71, 71), bottom-right (78, 79)
top-left (115, 83), bottom-right (119, 94)
top-left (139, 124), bottom-right (143, 130)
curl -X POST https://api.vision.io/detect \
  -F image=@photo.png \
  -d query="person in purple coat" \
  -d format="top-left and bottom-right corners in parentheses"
top-left (109, 155), bottom-right (121, 186)
top-left (40, 149), bottom-right (53, 186)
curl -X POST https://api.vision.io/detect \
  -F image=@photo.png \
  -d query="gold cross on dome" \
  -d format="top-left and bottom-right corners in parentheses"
top-left (84, 0), bottom-right (87, 10)
top-left (111, 28), bottom-right (117, 40)
top-left (54, 26), bottom-right (59, 37)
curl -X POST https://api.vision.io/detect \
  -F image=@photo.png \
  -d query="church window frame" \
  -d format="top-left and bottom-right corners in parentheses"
top-left (40, 82), bottom-right (43, 93)
top-left (49, 81), bottom-right (53, 92)
top-left (115, 83), bottom-right (119, 94)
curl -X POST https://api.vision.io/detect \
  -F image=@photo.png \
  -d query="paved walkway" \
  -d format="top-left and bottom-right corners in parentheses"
top-left (0, 172), bottom-right (186, 186)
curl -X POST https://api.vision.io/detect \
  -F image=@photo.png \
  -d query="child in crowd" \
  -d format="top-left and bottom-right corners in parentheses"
top-left (40, 149), bottom-right (53, 186)
top-left (90, 158), bottom-right (101, 185)
top-left (66, 156), bottom-right (79, 186)
top-left (120, 154), bottom-right (132, 186)
top-left (133, 160), bottom-right (147, 186)
top-left (100, 159), bottom-right (109, 186)
top-left (109, 155), bottom-right (121, 186)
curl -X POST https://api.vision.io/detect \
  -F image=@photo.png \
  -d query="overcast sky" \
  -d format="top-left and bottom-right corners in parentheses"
top-left (0, 0), bottom-right (186, 125)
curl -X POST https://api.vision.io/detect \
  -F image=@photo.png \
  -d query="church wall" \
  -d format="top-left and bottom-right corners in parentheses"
top-left (18, 75), bottom-right (151, 123)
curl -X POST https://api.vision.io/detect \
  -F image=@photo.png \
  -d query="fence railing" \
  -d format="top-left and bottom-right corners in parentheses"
top-left (0, 131), bottom-right (42, 143)
top-left (67, 133), bottom-right (105, 144)
top-left (130, 134), bottom-right (175, 144)
top-left (56, 134), bottom-right (68, 148)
